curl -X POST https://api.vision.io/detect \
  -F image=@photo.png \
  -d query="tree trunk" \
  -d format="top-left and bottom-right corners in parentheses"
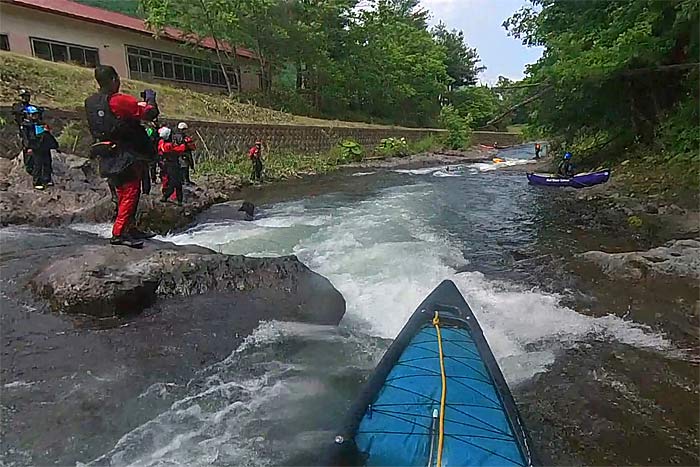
top-left (296, 62), bottom-right (303, 90)
top-left (198, 0), bottom-right (234, 95)
top-left (484, 86), bottom-right (552, 127)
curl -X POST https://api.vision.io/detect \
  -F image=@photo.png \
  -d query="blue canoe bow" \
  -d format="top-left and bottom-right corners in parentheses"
top-left (325, 280), bottom-right (537, 467)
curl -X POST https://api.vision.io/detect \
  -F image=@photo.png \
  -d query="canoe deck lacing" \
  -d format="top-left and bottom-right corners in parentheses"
top-left (432, 311), bottom-right (447, 467)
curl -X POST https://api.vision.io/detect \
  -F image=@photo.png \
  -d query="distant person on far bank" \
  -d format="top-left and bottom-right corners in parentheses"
top-left (557, 152), bottom-right (575, 178)
top-left (85, 65), bottom-right (159, 248)
top-left (249, 141), bottom-right (263, 182)
top-left (534, 143), bottom-right (542, 159)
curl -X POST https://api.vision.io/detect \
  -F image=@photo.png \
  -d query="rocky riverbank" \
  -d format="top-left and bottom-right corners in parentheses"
top-left (0, 151), bottom-right (231, 233)
top-left (0, 226), bottom-right (346, 465)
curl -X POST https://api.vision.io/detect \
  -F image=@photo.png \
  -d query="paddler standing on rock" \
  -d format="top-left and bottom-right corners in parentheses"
top-left (158, 126), bottom-right (187, 206)
top-left (249, 141), bottom-right (263, 183)
top-left (534, 143), bottom-right (542, 159)
top-left (21, 105), bottom-right (59, 190)
top-left (85, 65), bottom-right (159, 248)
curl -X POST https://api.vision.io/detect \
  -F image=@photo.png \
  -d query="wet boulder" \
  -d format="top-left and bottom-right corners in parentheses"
top-left (29, 240), bottom-right (345, 323)
top-left (580, 239), bottom-right (700, 281)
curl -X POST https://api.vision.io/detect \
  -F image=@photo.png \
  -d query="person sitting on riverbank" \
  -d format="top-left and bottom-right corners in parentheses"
top-left (158, 126), bottom-right (187, 206)
top-left (249, 141), bottom-right (263, 182)
top-left (85, 65), bottom-right (158, 248)
top-left (557, 152), bottom-right (575, 177)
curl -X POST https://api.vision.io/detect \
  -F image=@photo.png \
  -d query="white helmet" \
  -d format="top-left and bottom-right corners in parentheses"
top-left (158, 126), bottom-right (171, 139)
top-left (177, 122), bottom-right (188, 130)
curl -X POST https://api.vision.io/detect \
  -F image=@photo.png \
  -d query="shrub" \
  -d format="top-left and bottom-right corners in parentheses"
top-left (338, 139), bottom-right (364, 162)
top-left (376, 137), bottom-right (409, 157)
top-left (57, 121), bottom-right (82, 152)
top-left (439, 105), bottom-right (471, 150)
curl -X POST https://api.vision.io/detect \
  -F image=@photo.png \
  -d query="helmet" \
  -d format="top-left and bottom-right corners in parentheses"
top-left (564, 152), bottom-right (572, 160)
top-left (19, 88), bottom-right (30, 97)
top-left (25, 105), bottom-right (40, 114)
top-left (158, 127), bottom-right (172, 139)
top-left (177, 122), bottom-right (188, 130)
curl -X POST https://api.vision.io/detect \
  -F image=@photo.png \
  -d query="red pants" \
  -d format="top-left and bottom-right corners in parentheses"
top-left (112, 174), bottom-right (141, 237)
top-left (160, 172), bottom-right (177, 200)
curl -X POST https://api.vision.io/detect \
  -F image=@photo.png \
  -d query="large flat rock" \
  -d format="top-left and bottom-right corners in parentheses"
top-left (580, 239), bottom-right (700, 281)
top-left (28, 237), bottom-right (345, 324)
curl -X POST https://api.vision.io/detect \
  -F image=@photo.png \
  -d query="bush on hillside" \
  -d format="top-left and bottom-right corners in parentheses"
top-left (440, 105), bottom-right (471, 150)
top-left (376, 137), bottom-right (409, 157)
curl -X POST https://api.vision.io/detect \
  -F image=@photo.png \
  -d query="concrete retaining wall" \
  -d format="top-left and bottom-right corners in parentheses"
top-left (0, 107), bottom-right (523, 158)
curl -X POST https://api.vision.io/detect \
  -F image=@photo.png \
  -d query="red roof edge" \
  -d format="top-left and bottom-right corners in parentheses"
top-left (5, 0), bottom-right (256, 59)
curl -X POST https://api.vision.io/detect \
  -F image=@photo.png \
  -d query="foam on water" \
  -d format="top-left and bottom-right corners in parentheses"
top-left (393, 167), bottom-right (440, 175)
top-left (88, 321), bottom-right (385, 467)
top-left (86, 173), bottom-right (672, 466)
top-left (163, 181), bottom-right (669, 380)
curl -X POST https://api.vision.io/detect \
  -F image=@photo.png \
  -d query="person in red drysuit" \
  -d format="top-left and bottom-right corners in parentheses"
top-left (157, 126), bottom-right (187, 206)
top-left (248, 141), bottom-right (263, 182)
top-left (85, 65), bottom-right (158, 248)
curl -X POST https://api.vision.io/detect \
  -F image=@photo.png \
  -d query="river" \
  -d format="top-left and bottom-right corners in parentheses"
top-left (5, 147), bottom-right (699, 466)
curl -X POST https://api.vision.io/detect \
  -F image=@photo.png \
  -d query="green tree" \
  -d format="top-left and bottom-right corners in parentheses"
top-left (338, 0), bottom-right (449, 125)
top-left (77, 0), bottom-right (142, 17)
top-left (431, 22), bottom-right (485, 88)
top-left (449, 86), bottom-right (500, 128)
top-left (504, 0), bottom-right (699, 161)
top-left (142, 0), bottom-right (247, 95)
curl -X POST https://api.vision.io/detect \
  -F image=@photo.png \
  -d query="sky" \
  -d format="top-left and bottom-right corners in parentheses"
top-left (422, 0), bottom-right (543, 84)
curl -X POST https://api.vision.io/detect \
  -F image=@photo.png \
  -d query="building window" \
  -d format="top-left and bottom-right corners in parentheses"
top-left (30, 37), bottom-right (99, 67)
top-left (126, 45), bottom-right (236, 89)
top-left (0, 34), bottom-right (9, 51)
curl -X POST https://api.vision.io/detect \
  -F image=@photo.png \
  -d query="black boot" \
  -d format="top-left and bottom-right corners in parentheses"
top-left (110, 235), bottom-right (144, 248)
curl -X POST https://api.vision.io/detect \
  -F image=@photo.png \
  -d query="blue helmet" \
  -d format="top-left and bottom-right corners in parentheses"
top-left (564, 152), bottom-right (572, 160)
top-left (25, 105), bottom-right (40, 114)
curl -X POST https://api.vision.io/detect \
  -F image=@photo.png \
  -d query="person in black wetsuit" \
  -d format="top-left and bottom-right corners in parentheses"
top-left (12, 89), bottom-right (37, 131)
top-left (534, 143), bottom-right (542, 159)
top-left (172, 122), bottom-right (196, 185)
top-left (557, 152), bottom-right (575, 177)
top-left (21, 105), bottom-right (59, 189)
top-left (158, 126), bottom-right (187, 206)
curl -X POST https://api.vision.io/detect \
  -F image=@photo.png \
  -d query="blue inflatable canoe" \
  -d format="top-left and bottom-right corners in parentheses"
top-left (527, 169), bottom-right (610, 188)
top-left (326, 280), bottom-right (536, 467)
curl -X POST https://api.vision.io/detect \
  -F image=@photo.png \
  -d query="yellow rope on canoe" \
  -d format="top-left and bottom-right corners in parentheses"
top-left (432, 311), bottom-right (447, 467)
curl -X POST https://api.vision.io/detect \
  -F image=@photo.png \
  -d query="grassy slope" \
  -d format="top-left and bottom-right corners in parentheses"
top-left (0, 53), bottom-right (409, 129)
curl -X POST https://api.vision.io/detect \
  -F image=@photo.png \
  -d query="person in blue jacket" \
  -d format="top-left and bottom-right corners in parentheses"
top-left (21, 106), bottom-right (59, 190)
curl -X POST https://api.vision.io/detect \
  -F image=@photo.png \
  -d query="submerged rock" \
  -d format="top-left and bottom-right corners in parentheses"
top-left (29, 239), bottom-right (345, 322)
top-left (581, 239), bottom-right (700, 281)
top-left (0, 151), bottom-right (234, 233)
